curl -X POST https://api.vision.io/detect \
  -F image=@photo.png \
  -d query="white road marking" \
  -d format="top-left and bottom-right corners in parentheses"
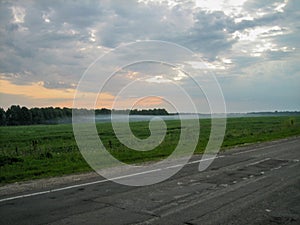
top-left (0, 180), bottom-right (108, 203)
top-left (165, 155), bottom-right (225, 169)
top-left (0, 156), bottom-right (223, 203)
top-left (187, 155), bottom-right (225, 165)
top-left (232, 145), bottom-right (276, 155)
top-left (271, 166), bottom-right (282, 171)
top-left (247, 158), bottom-right (271, 166)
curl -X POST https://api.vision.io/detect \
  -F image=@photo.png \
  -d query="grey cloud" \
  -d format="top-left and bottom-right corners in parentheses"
top-left (177, 10), bottom-right (236, 60)
top-left (1, 0), bottom-right (235, 84)
top-left (243, 0), bottom-right (284, 13)
top-left (26, 1), bottom-right (105, 29)
top-left (97, 1), bottom-right (191, 48)
top-left (0, 0), bottom-right (299, 111)
top-left (240, 0), bottom-right (300, 29)
top-left (43, 80), bottom-right (75, 89)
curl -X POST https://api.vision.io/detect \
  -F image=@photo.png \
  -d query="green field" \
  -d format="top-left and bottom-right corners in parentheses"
top-left (0, 116), bottom-right (299, 185)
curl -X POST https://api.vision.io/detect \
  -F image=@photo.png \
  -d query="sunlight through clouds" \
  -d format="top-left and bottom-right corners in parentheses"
top-left (11, 6), bottom-right (25, 23)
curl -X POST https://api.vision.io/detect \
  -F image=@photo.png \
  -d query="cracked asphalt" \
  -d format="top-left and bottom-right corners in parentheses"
top-left (0, 137), bottom-right (299, 225)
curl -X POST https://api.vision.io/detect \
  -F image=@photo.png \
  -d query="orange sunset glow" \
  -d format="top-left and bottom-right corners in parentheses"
top-left (0, 78), bottom-right (166, 109)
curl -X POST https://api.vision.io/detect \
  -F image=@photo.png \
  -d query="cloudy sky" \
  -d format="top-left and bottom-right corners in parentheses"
top-left (0, 0), bottom-right (299, 113)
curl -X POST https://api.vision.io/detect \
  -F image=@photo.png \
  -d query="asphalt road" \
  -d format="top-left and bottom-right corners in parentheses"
top-left (1, 137), bottom-right (299, 225)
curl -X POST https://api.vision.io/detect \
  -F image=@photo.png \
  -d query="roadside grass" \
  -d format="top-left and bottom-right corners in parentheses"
top-left (0, 116), bottom-right (299, 185)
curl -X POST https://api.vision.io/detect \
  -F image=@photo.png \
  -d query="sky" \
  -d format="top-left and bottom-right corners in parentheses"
top-left (0, 0), bottom-right (299, 113)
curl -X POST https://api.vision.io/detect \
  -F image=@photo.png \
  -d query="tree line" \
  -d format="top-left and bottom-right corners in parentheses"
top-left (0, 105), bottom-right (169, 126)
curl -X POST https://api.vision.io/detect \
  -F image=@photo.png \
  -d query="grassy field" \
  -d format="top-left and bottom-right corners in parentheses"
top-left (0, 116), bottom-right (299, 185)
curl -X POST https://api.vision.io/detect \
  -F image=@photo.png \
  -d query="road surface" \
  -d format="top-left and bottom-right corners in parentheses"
top-left (0, 137), bottom-right (299, 225)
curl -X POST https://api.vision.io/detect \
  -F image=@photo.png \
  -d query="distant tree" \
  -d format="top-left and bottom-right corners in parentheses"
top-left (20, 106), bottom-right (32, 125)
top-left (96, 108), bottom-right (111, 115)
top-left (6, 105), bottom-right (22, 125)
top-left (130, 109), bottom-right (138, 115)
top-left (42, 107), bottom-right (55, 120)
top-left (2, 105), bottom-right (170, 126)
top-left (0, 107), bottom-right (6, 126)
top-left (129, 108), bottom-right (169, 115)
top-left (30, 108), bottom-right (44, 124)
top-left (54, 107), bottom-right (63, 118)
top-left (63, 107), bottom-right (72, 117)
